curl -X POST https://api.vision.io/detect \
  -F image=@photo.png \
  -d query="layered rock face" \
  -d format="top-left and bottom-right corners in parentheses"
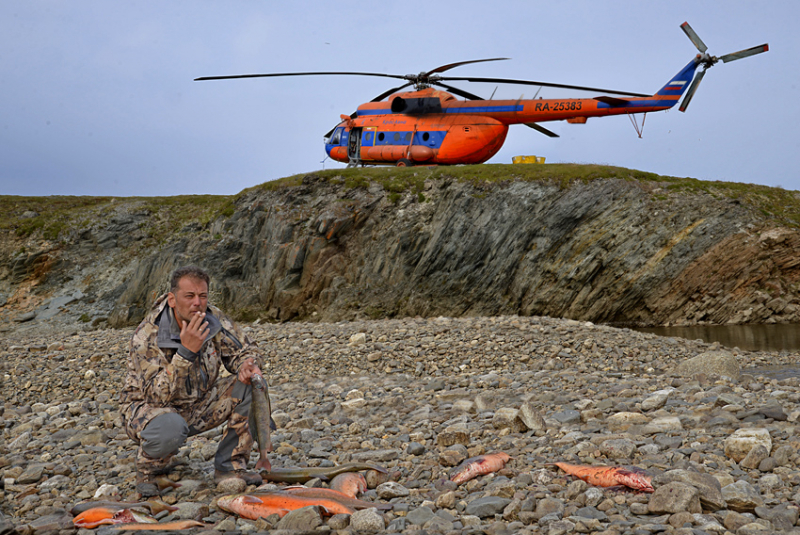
top-left (2, 170), bottom-right (799, 330)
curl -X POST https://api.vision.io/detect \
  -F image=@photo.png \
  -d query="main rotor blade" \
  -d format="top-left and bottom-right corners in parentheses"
top-left (426, 58), bottom-right (510, 76)
top-left (440, 76), bottom-right (650, 98)
top-left (195, 71), bottom-right (407, 82)
top-left (719, 43), bottom-right (769, 63)
top-left (525, 122), bottom-right (560, 138)
top-left (680, 22), bottom-right (708, 53)
top-left (679, 69), bottom-right (706, 112)
top-left (370, 82), bottom-right (414, 102)
top-left (433, 82), bottom-right (485, 101)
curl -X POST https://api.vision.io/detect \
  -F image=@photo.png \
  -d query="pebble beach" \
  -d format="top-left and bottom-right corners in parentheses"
top-left (2, 314), bottom-right (800, 535)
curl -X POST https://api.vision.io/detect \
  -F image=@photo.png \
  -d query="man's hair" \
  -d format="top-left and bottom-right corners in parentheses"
top-left (170, 265), bottom-right (210, 292)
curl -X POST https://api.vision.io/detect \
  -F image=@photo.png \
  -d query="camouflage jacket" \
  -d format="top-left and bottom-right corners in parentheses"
top-left (120, 293), bottom-right (262, 413)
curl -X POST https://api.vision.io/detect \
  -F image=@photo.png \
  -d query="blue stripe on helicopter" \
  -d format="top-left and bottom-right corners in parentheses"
top-left (357, 104), bottom-right (524, 116)
top-left (596, 99), bottom-right (678, 109)
top-left (446, 105), bottom-right (525, 114)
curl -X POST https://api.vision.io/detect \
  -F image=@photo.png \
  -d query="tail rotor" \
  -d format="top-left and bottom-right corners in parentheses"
top-left (678, 22), bottom-right (768, 112)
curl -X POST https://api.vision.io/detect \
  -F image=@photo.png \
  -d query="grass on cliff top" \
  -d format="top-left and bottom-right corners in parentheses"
top-left (1, 194), bottom-right (235, 240)
top-left (247, 163), bottom-right (800, 226)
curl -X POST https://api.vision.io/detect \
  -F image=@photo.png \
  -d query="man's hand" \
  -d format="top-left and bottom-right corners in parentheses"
top-left (237, 358), bottom-right (262, 385)
top-left (180, 311), bottom-right (209, 354)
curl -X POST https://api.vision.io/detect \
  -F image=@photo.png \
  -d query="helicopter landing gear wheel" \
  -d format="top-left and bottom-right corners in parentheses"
top-left (396, 158), bottom-right (413, 167)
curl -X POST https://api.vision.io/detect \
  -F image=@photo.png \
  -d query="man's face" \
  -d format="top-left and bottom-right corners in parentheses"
top-left (167, 276), bottom-right (209, 326)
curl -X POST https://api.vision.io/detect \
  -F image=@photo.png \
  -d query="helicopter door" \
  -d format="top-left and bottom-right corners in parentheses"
top-left (347, 127), bottom-right (362, 166)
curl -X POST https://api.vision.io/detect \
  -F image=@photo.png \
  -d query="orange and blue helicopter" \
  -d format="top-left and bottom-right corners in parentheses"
top-left (196, 22), bottom-right (767, 167)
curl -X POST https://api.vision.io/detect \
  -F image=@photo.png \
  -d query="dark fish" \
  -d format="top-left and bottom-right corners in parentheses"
top-left (109, 520), bottom-right (205, 530)
top-left (70, 500), bottom-right (177, 516)
top-left (252, 373), bottom-right (273, 471)
top-left (261, 463), bottom-right (388, 483)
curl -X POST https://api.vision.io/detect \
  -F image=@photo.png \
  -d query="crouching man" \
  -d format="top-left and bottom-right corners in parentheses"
top-left (119, 265), bottom-right (271, 496)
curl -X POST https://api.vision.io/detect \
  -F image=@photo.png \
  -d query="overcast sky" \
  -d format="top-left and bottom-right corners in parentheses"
top-left (1, 1), bottom-right (796, 197)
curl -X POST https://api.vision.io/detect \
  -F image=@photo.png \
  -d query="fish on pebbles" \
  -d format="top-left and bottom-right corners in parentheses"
top-left (108, 520), bottom-right (206, 531)
top-left (216, 492), bottom-right (355, 519)
top-left (449, 452), bottom-right (512, 484)
top-left (70, 500), bottom-right (177, 516)
top-left (554, 462), bottom-right (655, 492)
top-left (329, 472), bottom-right (367, 497)
top-left (72, 507), bottom-right (158, 529)
top-left (265, 487), bottom-right (392, 510)
top-left (261, 462), bottom-right (388, 483)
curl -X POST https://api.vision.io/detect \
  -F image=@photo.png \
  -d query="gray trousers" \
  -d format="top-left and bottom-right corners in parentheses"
top-left (138, 379), bottom-right (253, 472)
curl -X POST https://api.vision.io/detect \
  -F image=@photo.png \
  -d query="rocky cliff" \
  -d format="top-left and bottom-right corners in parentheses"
top-left (2, 164), bottom-right (799, 332)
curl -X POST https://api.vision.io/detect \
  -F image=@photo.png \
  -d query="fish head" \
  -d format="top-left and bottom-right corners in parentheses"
top-left (616, 468), bottom-right (654, 492)
top-left (495, 452), bottom-right (512, 463)
top-left (215, 495), bottom-right (238, 513)
top-left (73, 507), bottom-right (118, 528)
top-left (216, 494), bottom-right (263, 514)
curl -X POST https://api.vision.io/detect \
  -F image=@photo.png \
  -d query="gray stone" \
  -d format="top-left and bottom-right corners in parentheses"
top-left (654, 469), bottom-right (726, 511)
top-left (15, 311), bottom-right (36, 323)
top-left (38, 475), bottom-right (71, 491)
top-left (641, 388), bottom-right (673, 411)
top-left (406, 441), bottom-right (425, 455)
top-left (675, 350), bottom-right (740, 380)
top-left (740, 444), bottom-right (769, 470)
top-left (551, 409), bottom-right (581, 425)
top-left (376, 481), bottom-right (409, 499)
top-left (722, 480), bottom-right (764, 512)
top-left (535, 497), bottom-right (565, 519)
top-left (216, 477), bottom-right (247, 494)
top-left (492, 407), bottom-right (527, 433)
top-left (465, 496), bottom-right (512, 518)
top-left (648, 481), bottom-right (702, 514)
top-left (349, 507), bottom-right (384, 532)
top-left (573, 506), bottom-right (607, 521)
top-left (755, 503), bottom-right (799, 531)
top-left (28, 513), bottom-right (73, 532)
top-left (173, 502), bottom-right (209, 521)
top-left (422, 515), bottom-right (455, 532)
top-left (17, 464), bottom-right (45, 484)
top-left (759, 404), bottom-right (787, 421)
top-left (547, 519), bottom-right (576, 535)
top-left (724, 428), bottom-right (772, 462)
top-left (437, 424), bottom-right (469, 447)
top-left (518, 402), bottom-right (546, 431)
top-left (406, 506), bottom-right (435, 526)
top-left (600, 438), bottom-right (637, 459)
top-left (349, 449), bottom-right (399, 462)
top-left (276, 505), bottom-right (323, 531)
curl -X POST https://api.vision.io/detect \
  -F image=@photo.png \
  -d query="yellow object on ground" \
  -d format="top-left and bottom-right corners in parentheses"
top-left (512, 155), bottom-right (545, 164)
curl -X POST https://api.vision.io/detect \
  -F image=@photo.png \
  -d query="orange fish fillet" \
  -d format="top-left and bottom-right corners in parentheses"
top-left (217, 493), bottom-right (354, 519)
top-left (265, 487), bottom-right (391, 511)
top-left (554, 462), bottom-right (654, 492)
top-left (449, 452), bottom-right (511, 485)
top-left (73, 507), bottom-right (157, 528)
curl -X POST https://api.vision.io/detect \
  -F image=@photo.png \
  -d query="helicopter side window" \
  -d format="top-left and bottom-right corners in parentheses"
top-left (330, 128), bottom-right (343, 145)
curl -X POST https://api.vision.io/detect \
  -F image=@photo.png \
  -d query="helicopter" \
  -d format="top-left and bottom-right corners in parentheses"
top-left (195, 22), bottom-right (768, 168)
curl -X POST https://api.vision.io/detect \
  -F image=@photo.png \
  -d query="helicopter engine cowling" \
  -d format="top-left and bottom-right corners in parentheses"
top-left (390, 96), bottom-right (443, 115)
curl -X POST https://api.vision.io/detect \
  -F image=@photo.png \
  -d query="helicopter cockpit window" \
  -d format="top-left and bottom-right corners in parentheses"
top-left (330, 128), bottom-right (343, 145)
